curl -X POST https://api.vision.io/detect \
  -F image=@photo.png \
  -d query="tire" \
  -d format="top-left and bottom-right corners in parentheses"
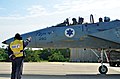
top-left (99, 65), bottom-right (108, 74)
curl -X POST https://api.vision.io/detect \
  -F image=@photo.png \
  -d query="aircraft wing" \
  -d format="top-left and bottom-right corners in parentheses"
top-left (88, 27), bottom-right (120, 44)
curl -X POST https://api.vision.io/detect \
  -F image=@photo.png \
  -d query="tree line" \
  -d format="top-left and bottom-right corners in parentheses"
top-left (0, 48), bottom-right (70, 62)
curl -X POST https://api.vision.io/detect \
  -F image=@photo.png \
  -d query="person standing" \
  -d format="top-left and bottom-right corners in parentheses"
top-left (8, 33), bottom-right (31, 79)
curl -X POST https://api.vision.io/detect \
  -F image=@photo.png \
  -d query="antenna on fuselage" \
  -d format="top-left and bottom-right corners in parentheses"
top-left (90, 14), bottom-right (94, 23)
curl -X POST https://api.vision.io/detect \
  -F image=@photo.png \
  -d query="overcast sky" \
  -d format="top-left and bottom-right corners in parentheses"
top-left (1, 0), bottom-right (120, 47)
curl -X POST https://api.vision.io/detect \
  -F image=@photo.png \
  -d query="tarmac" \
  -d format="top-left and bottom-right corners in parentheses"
top-left (0, 62), bottom-right (120, 79)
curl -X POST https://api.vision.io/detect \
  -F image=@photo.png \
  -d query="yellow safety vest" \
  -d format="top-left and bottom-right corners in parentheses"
top-left (10, 40), bottom-right (23, 57)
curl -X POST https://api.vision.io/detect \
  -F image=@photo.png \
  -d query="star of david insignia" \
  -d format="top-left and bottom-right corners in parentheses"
top-left (65, 28), bottom-right (75, 38)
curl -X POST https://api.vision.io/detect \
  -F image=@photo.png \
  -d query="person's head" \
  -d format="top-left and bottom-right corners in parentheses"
top-left (14, 33), bottom-right (22, 40)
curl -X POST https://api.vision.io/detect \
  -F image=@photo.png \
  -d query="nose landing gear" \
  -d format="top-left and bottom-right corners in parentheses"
top-left (91, 49), bottom-right (109, 74)
top-left (98, 49), bottom-right (108, 74)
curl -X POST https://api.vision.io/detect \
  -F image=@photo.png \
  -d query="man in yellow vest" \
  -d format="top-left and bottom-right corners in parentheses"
top-left (8, 33), bottom-right (31, 79)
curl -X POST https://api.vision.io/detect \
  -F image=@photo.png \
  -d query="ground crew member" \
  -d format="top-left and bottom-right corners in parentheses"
top-left (8, 33), bottom-right (31, 79)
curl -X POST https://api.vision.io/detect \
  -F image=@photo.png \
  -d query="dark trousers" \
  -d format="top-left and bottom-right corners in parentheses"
top-left (11, 57), bottom-right (24, 79)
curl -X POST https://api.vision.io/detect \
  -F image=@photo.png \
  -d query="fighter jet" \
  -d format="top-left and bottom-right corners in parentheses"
top-left (2, 15), bottom-right (120, 74)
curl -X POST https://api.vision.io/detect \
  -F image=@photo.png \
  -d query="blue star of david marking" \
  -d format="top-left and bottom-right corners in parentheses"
top-left (67, 29), bottom-right (73, 36)
top-left (65, 28), bottom-right (75, 38)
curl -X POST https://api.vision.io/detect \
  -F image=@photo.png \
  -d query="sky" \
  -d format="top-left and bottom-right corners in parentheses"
top-left (1, 0), bottom-right (120, 47)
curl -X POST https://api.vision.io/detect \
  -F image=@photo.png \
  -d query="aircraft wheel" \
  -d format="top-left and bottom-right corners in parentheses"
top-left (99, 65), bottom-right (108, 74)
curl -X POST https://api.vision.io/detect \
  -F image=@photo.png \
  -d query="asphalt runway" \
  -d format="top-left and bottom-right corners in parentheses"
top-left (0, 62), bottom-right (120, 79)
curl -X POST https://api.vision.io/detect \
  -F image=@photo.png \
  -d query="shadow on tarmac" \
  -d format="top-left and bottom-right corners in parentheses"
top-left (0, 74), bottom-right (120, 79)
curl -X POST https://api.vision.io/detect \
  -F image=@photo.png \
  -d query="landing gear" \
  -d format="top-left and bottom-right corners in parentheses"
top-left (91, 49), bottom-right (109, 74)
top-left (99, 65), bottom-right (108, 74)
top-left (98, 49), bottom-right (108, 74)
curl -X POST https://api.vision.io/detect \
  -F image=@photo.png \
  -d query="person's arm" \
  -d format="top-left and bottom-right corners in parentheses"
top-left (7, 46), bottom-right (12, 56)
top-left (7, 46), bottom-right (15, 60)
top-left (23, 37), bottom-right (32, 48)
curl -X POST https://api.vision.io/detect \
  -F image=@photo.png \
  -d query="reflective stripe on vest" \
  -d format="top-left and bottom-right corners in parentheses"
top-left (10, 40), bottom-right (23, 57)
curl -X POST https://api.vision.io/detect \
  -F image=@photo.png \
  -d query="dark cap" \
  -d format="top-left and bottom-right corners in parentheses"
top-left (14, 33), bottom-right (22, 40)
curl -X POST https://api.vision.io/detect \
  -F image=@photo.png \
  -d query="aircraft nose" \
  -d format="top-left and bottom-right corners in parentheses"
top-left (2, 41), bottom-right (7, 44)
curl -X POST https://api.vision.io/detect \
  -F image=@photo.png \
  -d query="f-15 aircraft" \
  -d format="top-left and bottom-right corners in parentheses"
top-left (2, 15), bottom-right (120, 74)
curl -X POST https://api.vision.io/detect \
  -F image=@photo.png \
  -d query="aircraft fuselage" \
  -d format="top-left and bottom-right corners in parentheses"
top-left (3, 20), bottom-right (120, 49)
